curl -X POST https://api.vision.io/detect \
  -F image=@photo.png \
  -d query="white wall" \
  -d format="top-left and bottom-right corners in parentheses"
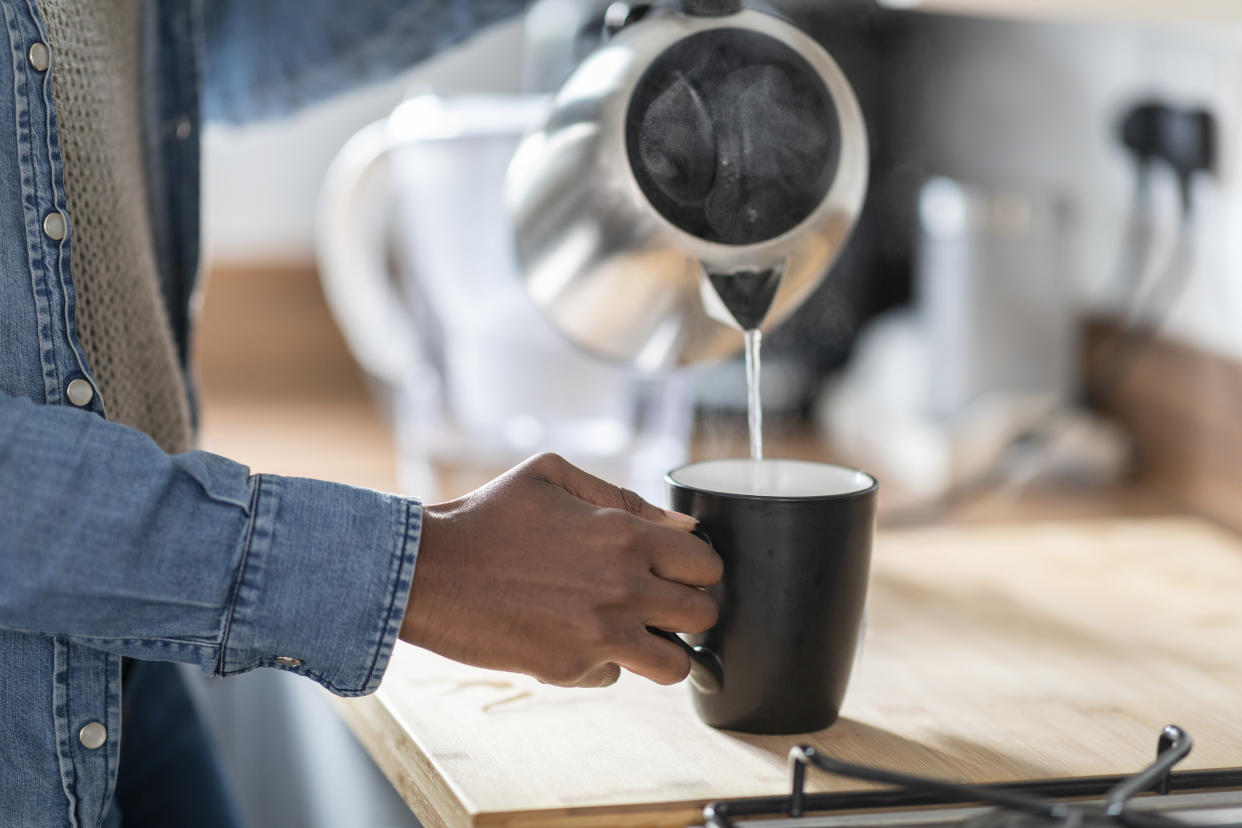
top-left (895, 13), bottom-right (1242, 359)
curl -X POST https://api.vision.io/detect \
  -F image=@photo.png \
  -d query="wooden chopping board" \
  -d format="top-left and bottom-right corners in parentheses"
top-left (334, 517), bottom-right (1242, 827)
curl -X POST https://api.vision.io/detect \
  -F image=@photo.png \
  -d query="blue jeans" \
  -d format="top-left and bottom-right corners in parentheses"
top-left (102, 661), bottom-right (243, 828)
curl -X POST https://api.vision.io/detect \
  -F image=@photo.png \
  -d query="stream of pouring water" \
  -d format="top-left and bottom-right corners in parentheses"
top-left (704, 265), bottom-right (782, 467)
top-left (744, 329), bottom-right (763, 462)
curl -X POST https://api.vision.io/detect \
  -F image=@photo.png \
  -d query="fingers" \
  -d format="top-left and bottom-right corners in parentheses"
top-left (539, 568), bottom-right (717, 688)
top-left (494, 453), bottom-right (721, 690)
top-left (612, 628), bottom-right (693, 686)
top-left (522, 453), bottom-right (698, 530)
top-left (641, 579), bottom-right (718, 634)
top-left (550, 636), bottom-right (692, 688)
top-left (648, 527), bottom-right (723, 587)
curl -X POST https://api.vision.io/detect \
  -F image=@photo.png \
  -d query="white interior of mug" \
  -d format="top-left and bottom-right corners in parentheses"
top-left (667, 458), bottom-right (874, 498)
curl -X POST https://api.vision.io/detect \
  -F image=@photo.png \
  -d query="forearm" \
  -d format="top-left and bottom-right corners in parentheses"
top-left (0, 391), bottom-right (420, 696)
top-left (200, 0), bottom-right (529, 123)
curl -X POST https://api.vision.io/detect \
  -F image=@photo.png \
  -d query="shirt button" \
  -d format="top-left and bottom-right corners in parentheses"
top-left (43, 211), bottom-right (67, 240)
top-left (274, 656), bottom-right (302, 668)
top-left (66, 378), bottom-right (94, 407)
top-left (79, 721), bottom-right (107, 750)
top-left (173, 116), bottom-right (192, 140)
top-left (28, 42), bottom-right (50, 72)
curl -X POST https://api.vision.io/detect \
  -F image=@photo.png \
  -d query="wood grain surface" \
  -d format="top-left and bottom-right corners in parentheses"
top-left (335, 517), bottom-right (1242, 828)
top-left (1085, 320), bottom-right (1242, 535)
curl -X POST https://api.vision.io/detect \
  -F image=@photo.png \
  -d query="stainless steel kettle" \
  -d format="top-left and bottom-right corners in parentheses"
top-left (507, 0), bottom-right (868, 370)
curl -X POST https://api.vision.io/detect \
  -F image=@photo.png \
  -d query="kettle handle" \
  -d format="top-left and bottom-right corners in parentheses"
top-left (315, 119), bottom-right (422, 390)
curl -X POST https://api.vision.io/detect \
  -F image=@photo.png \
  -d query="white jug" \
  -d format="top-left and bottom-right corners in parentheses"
top-left (317, 93), bottom-right (692, 499)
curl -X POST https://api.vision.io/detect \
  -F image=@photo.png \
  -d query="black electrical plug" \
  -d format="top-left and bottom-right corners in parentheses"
top-left (1119, 100), bottom-right (1216, 208)
top-left (1087, 99), bottom-right (1219, 411)
top-left (1119, 101), bottom-right (1163, 160)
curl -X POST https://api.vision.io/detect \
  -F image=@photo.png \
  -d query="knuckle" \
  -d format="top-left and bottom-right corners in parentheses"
top-left (566, 596), bottom-right (616, 647)
top-left (614, 622), bottom-right (646, 650)
top-left (530, 452), bottom-right (564, 473)
top-left (580, 610), bottom-right (615, 648)
top-left (601, 570), bottom-right (647, 609)
top-left (623, 570), bottom-right (650, 602)
top-left (596, 576), bottom-right (629, 608)
top-left (600, 512), bottom-right (649, 558)
top-left (704, 549), bottom-right (725, 584)
top-left (666, 586), bottom-right (715, 633)
top-left (687, 540), bottom-right (724, 585)
top-left (686, 590), bottom-right (719, 633)
top-left (617, 486), bottom-right (647, 515)
top-left (597, 507), bottom-right (636, 537)
top-left (588, 552), bottom-right (631, 600)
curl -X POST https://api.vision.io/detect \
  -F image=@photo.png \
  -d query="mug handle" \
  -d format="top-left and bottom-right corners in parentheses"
top-left (647, 627), bottom-right (723, 694)
top-left (645, 528), bottom-right (724, 694)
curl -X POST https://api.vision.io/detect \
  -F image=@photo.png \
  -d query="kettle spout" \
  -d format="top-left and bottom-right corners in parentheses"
top-left (700, 261), bottom-right (785, 331)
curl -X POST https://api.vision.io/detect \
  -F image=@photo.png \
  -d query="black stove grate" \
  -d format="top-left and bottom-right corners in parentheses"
top-left (703, 726), bottom-right (1242, 828)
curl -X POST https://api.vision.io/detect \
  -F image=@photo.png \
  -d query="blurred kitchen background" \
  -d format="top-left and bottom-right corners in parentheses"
top-left (188, 2), bottom-right (1242, 825)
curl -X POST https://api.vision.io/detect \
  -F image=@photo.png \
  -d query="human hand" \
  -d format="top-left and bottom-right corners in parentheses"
top-left (399, 453), bottom-right (721, 688)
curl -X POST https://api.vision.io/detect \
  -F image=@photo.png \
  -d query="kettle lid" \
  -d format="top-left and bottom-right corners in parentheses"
top-left (624, 25), bottom-right (842, 247)
top-left (680, 0), bottom-right (744, 14)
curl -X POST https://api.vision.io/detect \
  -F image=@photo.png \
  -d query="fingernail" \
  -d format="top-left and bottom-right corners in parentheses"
top-left (663, 509), bottom-right (699, 527)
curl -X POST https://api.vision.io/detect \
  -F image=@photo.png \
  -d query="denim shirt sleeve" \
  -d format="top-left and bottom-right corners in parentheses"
top-left (0, 391), bottom-right (420, 697)
top-left (200, 0), bottom-right (528, 123)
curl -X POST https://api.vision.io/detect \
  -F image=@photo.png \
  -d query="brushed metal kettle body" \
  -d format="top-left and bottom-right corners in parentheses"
top-left (507, 6), bottom-right (868, 370)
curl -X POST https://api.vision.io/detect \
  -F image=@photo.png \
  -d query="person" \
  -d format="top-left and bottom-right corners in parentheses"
top-left (0, 2), bottom-right (722, 826)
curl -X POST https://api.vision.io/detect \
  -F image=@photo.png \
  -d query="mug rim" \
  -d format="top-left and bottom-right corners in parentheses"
top-left (665, 457), bottom-right (878, 503)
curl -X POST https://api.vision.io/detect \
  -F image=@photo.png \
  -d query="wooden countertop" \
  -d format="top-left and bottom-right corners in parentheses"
top-left (332, 516), bottom-right (1242, 828)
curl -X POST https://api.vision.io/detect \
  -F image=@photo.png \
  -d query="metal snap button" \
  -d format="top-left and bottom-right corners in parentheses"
top-left (43, 211), bottom-right (66, 241)
top-left (79, 721), bottom-right (107, 750)
top-left (66, 378), bottom-right (94, 407)
top-left (28, 42), bottom-right (50, 72)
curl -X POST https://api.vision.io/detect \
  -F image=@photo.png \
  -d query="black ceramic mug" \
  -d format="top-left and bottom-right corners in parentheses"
top-left (654, 458), bottom-right (877, 734)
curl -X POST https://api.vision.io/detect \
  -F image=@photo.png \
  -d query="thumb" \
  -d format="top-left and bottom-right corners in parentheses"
top-left (522, 453), bottom-right (698, 530)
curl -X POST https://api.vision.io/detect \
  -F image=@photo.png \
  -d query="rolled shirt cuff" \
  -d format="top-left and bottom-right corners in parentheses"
top-left (217, 473), bottom-right (421, 696)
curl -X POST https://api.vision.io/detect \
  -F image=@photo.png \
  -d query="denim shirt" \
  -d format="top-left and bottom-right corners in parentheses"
top-left (0, 1), bottom-right (522, 825)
